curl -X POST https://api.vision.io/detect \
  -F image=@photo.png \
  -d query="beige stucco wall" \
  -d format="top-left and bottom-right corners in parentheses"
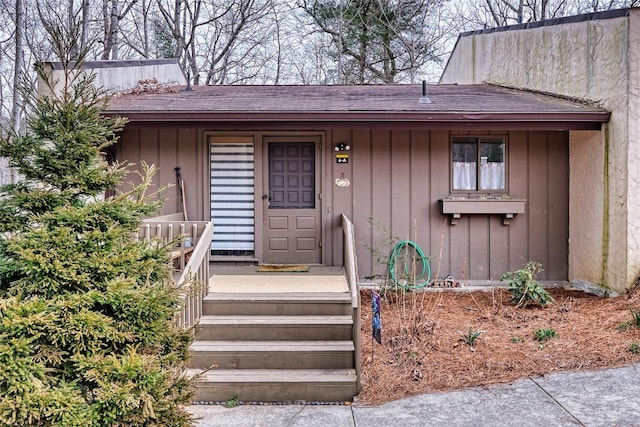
top-left (441, 11), bottom-right (638, 293)
top-left (627, 11), bottom-right (640, 292)
top-left (568, 130), bottom-right (605, 288)
top-left (441, 17), bottom-right (629, 101)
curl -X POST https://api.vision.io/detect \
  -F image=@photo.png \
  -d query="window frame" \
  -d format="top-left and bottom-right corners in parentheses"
top-left (450, 135), bottom-right (509, 194)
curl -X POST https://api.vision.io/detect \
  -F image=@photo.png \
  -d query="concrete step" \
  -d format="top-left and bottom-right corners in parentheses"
top-left (188, 368), bottom-right (358, 403)
top-left (203, 292), bottom-right (352, 316)
top-left (195, 315), bottom-right (353, 341)
top-left (189, 340), bottom-right (355, 369)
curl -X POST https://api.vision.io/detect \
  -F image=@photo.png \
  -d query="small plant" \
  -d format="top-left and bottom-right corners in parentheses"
top-left (364, 216), bottom-right (400, 285)
top-left (631, 309), bottom-right (640, 328)
top-left (510, 336), bottom-right (524, 343)
top-left (365, 217), bottom-right (432, 292)
top-left (617, 321), bottom-right (632, 332)
top-left (629, 342), bottom-right (640, 354)
top-left (225, 396), bottom-right (239, 408)
top-left (618, 310), bottom-right (640, 332)
top-left (533, 327), bottom-right (557, 342)
top-left (501, 261), bottom-right (554, 308)
top-left (458, 327), bottom-right (483, 347)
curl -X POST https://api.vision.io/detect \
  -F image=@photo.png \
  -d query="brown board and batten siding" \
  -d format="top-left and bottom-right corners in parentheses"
top-left (115, 127), bottom-right (208, 224)
top-left (330, 128), bottom-right (568, 282)
top-left (113, 125), bottom-right (568, 282)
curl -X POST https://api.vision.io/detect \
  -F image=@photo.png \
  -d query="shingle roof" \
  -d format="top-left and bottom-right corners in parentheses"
top-left (105, 83), bottom-right (609, 129)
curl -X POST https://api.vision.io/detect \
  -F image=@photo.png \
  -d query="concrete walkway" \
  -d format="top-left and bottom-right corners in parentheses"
top-left (187, 364), bottom-right (640, 426)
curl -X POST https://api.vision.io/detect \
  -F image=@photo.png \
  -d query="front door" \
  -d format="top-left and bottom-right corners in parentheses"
top-left (263, 137), bottom-right (321, 264)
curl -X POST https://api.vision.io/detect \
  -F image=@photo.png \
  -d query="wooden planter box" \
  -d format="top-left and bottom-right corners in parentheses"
top-left (440, 198), bottom-right (526, 225)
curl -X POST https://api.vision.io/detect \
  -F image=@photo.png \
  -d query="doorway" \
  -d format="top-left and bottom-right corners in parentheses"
top-left (262, 136), bottom-right (322, 264)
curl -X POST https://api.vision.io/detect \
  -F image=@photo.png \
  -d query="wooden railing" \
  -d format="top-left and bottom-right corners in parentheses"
top-left (138, 218), bottom-right (213, 330)
top-left (342, 214), bottom-right (361, 393)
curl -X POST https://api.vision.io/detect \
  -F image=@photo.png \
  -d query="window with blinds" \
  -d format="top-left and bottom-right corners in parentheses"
top-left (210, 143), bottom-right (255, 256)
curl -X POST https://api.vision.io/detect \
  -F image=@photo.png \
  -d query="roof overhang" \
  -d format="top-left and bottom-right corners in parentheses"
top-left (104, 110), bottom-right (609, 131)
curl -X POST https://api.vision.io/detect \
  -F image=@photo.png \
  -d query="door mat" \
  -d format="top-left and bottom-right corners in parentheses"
top-left (256, 264), bottom-right (310, 273)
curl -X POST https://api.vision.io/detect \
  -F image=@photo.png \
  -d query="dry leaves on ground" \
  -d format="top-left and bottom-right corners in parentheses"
top-left (357, 286), bottom-right (640, 405)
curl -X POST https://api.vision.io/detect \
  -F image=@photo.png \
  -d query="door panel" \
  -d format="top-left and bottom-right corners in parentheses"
top-left (263, 138), bottom-right (321, 264)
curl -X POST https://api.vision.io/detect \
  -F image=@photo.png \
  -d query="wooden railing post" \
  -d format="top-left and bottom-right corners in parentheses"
top-left (342, 214), bottom-right (361, 393)
top-left (139, 217), bottom-right (213, 330)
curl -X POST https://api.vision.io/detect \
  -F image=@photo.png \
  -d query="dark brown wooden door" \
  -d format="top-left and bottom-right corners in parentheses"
top-left (263, 138), bottom-right (321, 264)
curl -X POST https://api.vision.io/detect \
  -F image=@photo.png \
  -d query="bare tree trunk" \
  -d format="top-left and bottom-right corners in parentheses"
top-left (337, 10), bottom-right (343, 84)
top-left (142, 0), bottom-right (149, 57)
top-left (67, 0), bottom-right (75, 40)
top-left (12, 0), bottom-right (23, 131)
top-left (516, 0), bottom-right (524, 23)
top-left (101, 0), bottom-right (139, 59)
top-left (81, 0), bottom-right (90, 51)
top-left (102, 0), bottom-right (112, 59)
top-left (110, 0), bottom-right (120, 59)
top-left (10, 0), bottom-right (24, 184)
top-left (271, 0), bottom-right (282, 84)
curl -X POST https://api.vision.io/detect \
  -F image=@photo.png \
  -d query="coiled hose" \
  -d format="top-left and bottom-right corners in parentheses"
top-left (388, 240), bottom-right (431, 290)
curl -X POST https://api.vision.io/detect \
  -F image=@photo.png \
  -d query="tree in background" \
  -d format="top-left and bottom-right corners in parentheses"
top-left (0, 0), bottom-right (639, 132)
top-left (300, 0), bottom-right (448, 84)
top-left (155, 0), bottom-right (275, 85)
top-left (0, 20), bottom-right (193, 426)
top-left (100, 0), bottom-right (140, 59)
top-left (453, 0), bottom-right (640, 28)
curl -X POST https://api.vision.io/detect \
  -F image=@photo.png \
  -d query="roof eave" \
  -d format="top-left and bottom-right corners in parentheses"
top-left (105, 110), bottom-right (610, 124)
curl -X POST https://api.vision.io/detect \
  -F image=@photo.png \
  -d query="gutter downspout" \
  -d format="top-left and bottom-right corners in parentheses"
top-left (601, 123), bottom-right (610, 288)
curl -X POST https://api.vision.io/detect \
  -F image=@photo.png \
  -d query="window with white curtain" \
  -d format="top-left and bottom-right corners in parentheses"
top-left (452, 137), bottom-right (506, 191)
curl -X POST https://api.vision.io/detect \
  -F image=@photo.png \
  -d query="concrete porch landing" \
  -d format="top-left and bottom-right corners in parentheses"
top-left (209, 265), bottom-right (349, 293)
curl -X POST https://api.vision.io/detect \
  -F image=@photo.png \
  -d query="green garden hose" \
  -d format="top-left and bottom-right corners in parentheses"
top-left (388, 240), bottom-right (431, 290)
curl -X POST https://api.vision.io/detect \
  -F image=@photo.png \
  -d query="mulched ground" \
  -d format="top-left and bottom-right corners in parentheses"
top-left (357, 285), bottom-right (640, 405)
